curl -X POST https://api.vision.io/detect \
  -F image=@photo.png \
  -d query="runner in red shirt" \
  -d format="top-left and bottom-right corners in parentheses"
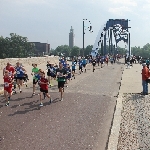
top-left (3, 70), bottom-right (13, 106)
top-left (39, 70), bottom-right (52, 107)
top-left (3, 62), bottom-right (15, 78)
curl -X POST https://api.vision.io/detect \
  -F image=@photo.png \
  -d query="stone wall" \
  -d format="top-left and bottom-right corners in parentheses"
top-left (0, 56), bottom-right (59, 70)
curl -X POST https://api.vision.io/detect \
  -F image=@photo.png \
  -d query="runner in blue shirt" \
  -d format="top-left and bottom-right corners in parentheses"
top-left (82, 57), bottom-right (87, 73)
top-left (71, 59), bottom-right (76, 79)
top-left (15, 62), bottom-right (26, 93)
top-left (79, 59), bottom-right (83, 74)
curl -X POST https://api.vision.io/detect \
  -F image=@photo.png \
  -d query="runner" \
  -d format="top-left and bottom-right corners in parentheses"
top-left (100, 56), bottom-right (104, 68)
top-left (38, 70), bottom-right (52, 107)
top-left (82, 57), bottom-right (87, 73)
top-left (31, 64), bottom-right (39, 96)
top-left (71, 59), bottom-right (76, 79)
top-left (79, 59), bottom-right (83, 74)
top-left (3, 62), bottom-right (15, 77)
top-left (92, 58), bottom-right (96, 72)
top-left (56, 62), bottom-right (67, 101)
top-left (105, 56), bottom-right (109, 66)
top-left (15, 62), bottom-right (26, 93)
top-left (49, 63), bottom-right (56, 86)
top-left (46, 61), bottom-right (51, 85)
top-left (3, 70), bottom-right (13, 106)
top-left (65, 65), bottom-right (71, 87)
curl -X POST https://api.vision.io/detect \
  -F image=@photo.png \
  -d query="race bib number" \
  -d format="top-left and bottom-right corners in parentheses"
top-left (9, 71), bottom-right (12, 76)
top-left (4, 82), bottom-right (9, 87)
top-left (17, 71), bottom-right (20, 74)
top-left (57, 72), bottom-right (63, 77)
top-left (50, 68), bottom-right (53, 72)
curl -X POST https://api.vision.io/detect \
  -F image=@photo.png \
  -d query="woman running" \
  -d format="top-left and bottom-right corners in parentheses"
top-left (15, 62), bottom-right (26, 93)
top-left (31, 64), bottom-right (39, 96)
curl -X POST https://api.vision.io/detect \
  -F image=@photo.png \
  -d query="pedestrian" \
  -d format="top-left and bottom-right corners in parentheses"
top-left (141, 63), bottom-right (150, 95)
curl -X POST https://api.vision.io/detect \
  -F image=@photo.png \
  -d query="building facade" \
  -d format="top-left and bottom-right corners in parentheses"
top-left (30, 42), bottom-right (50, 56)
top-left (69, 26), bottom-right (75, 48)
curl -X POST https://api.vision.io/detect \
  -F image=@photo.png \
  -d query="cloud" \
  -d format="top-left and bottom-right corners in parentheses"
top-left (110, 0), bottom-right (137, 7)
top-left (108, 6), bottom-right (131, 16)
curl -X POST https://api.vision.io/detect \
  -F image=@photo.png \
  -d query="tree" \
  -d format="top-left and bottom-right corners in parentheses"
top-left (55, 45), bottom-right (71, 57)
top-left (84, 45), bottom-right (93, 56)
top-left (0, 33), bottom-right (35, 58)
top-left (71, 46), bottom-right (80, 56)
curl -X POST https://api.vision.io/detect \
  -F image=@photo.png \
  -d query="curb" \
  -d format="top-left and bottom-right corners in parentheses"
top-left (106, 65), bottom-right (124, 150)
top-left (107, 94), bottom-right (123, 150)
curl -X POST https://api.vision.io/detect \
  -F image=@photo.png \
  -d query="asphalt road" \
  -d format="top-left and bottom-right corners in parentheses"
top-left (0, 61), bottom-right (124, 150)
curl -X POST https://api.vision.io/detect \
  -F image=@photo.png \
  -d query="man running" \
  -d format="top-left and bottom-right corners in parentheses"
top-left (38, 70), bottom-right (52, 107)
top-left (92, 58), bottom-right (96, 72)
top-left (71, 59), bottom-right (76, 79)
top-left (79, 59), bottom-right (83, 74)
top-left (46, 61), bottom-right (51, 85)
top-left (82, 57), bottom-right (87, 73)
top-left (56, 62), bottom-right (67, 101)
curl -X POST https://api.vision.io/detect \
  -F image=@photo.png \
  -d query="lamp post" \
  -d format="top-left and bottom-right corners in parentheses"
top-left (83, 19), bottom-right (93, 57)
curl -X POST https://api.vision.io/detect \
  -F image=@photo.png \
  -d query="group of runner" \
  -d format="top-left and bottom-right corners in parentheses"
top-left (2, 55), bottom-right (112, 107)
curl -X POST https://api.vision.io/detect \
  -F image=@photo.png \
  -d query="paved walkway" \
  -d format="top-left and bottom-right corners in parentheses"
top-left (0, 60), bottom-right (124, 150)
top-left (107, 63), bottom-right (150, 150)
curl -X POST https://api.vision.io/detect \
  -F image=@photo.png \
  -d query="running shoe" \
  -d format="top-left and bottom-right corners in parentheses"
top-left (39, 103), bottom-right (43, 107)
top-left (61, 98), bottom-right (63, 101)
top-left (5, 101), bottom-right (9, 106)
top-left (49, 98), bottom-right (52, 103)
top-left (20, 90), bottom-right (22, 93)
top-left (32, 93), bottom-right (35, 96)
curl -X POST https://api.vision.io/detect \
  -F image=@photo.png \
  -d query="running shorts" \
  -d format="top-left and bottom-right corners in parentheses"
top-left (33, 79), bottom-right (38, 85)
top-left (4, 87), bottom-right (12, 93)
top-left (40, 88), bottom-right (48, 93)
top-left (83, 64), bottom-right (86, 68)
top-left (72, 69), bottom-right (75, 72)
top-left (58, 81), bottom-right (65, 88)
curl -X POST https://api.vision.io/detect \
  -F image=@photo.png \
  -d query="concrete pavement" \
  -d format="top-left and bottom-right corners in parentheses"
top-left (0, 60), bottom-right (124, 150)
top-left (107, 63), bottom-right (150, 150)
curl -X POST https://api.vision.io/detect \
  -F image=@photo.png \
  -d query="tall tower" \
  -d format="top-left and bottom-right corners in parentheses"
top-left (69, 26), bottom-right (75, 48)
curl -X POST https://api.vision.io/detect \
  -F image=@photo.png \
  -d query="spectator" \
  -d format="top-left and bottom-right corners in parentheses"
top-left (141, 63), bottom-right (150, 95)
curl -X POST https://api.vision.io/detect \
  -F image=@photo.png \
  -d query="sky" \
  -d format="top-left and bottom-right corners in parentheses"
top-left (0, 0), bottom-right (150, 49)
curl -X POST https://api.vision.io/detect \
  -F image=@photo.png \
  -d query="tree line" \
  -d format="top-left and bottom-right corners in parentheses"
top-left (0, 33), bottom-right (35, 58)
top-left (0, 33), bottom-right (150, 58)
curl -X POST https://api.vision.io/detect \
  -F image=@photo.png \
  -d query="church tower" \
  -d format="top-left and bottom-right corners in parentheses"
top-left (69, 26), bottom-right (75, 48)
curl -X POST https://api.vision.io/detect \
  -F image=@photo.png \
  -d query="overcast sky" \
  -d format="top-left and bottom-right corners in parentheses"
top-left (0, 0), bottom-right (149, 49)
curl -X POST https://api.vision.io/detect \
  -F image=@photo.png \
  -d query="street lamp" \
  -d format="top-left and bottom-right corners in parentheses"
top-left (83, 19), bottom-right (93, 57)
